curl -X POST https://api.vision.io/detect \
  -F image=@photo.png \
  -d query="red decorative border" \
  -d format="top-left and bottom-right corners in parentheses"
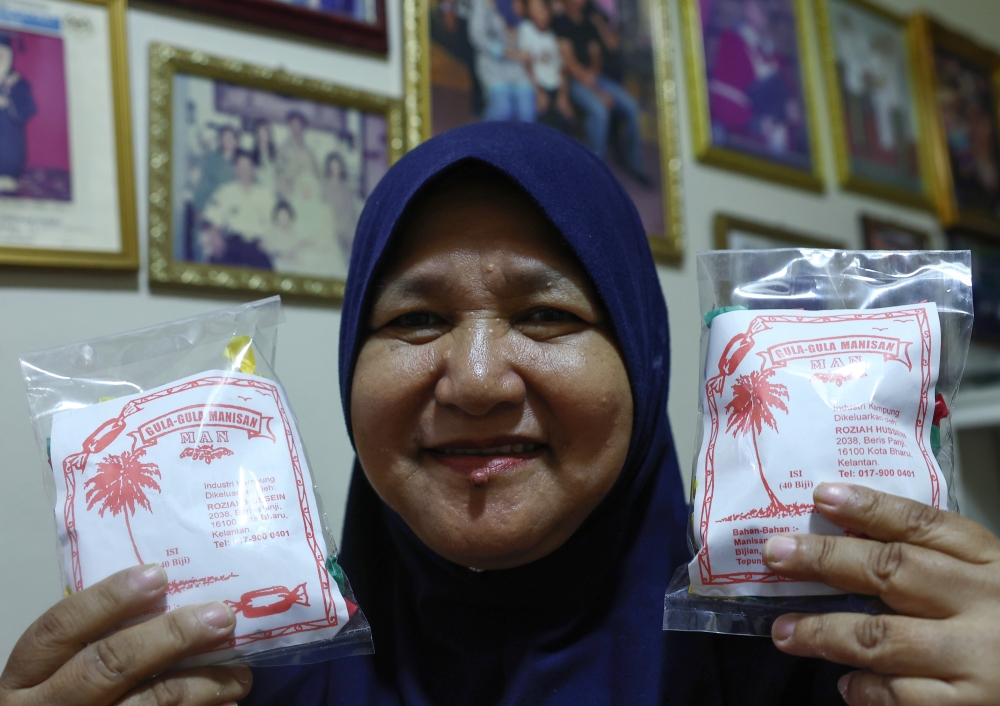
top-left (697, 308), bottom-right (939, 586)
top-left (62, 375), bottom-right (338, 648)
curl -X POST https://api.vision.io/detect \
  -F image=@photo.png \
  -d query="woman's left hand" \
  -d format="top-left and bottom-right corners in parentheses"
top-left (764, 482), bottom-right (1000, 705)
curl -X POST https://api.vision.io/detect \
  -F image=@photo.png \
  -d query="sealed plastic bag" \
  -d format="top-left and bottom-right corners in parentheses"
top-left (21, 297), bottom-right (372, 666)
top-left (664, 249), bottom-right (972, 635)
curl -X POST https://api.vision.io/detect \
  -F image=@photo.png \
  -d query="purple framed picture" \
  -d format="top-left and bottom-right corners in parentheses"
top-left (154, 0), bottom-right (387, 53)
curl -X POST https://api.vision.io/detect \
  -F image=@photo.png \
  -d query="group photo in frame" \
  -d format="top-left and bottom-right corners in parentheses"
top-left (147, 44), bottom-right (403, 300)
top-left (412, 0), bottom-right (684, 263)
top-left (815, 0), bottom-right (929, 209)
top-left (0, 0), bottom-right (136, 269)
top-left (681, 0), bottom-right (823, 191)
top-left (149, 0), bottom-right (387, 52)
top-left (912, 14), bottom-right (1000, 236)
top-left (714, 212), bottom-right (841, 249)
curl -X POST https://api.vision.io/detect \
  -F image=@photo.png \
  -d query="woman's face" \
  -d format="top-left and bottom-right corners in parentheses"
top-left (351, 179), bottom-right (634, 570)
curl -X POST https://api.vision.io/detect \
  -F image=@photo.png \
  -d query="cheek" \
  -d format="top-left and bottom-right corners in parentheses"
top-left (523, 334), bottom-right (633, 489)
top-left (351, 341), bottom-right (439, 486)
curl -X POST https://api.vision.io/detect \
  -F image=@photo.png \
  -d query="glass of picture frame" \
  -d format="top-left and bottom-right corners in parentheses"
top-left (815, 0), bottom-right (931, 210)
top-left (147, 44), bottom-right (404, 300)
top-left (0, 0), bottom-right (137, 269)
top-left (714, 213), bottom-right (841, 250)
top-left (149, 0), bottom-right (388, 53)
top-left (403, 0), bottom-right (685, 265)
top-left (860, 214), bottom-right (931, 250)
top-left (911, 14), bottom-right (1000, 236)
top-left (680, 0), bottom-right (824, 192)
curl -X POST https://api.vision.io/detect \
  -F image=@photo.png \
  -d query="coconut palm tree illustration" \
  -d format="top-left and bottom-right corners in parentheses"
top-left (725, 367), bottom-right (789, 514)
top-left (84, 448), bottom-right (162, 564)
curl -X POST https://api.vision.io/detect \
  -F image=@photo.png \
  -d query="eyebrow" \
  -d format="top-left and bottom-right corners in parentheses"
top-left (377, 262), bottom-right (572, 301)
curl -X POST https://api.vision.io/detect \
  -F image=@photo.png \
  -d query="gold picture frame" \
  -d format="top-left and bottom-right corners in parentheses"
top-left (814, 0), bottom-right (931, 209)
top-left (402, 0), bottom-right (686, 265)
top-left (147, 44), bottom-right (404, 300)
top-left (911, 14), bottom-right (1000, 235)
top-left (680, 0), bottom-right (824, 192)
top-left (714, 213), bottom-right (842, 249)
top-left (0, 0), bottom-right (137, 269)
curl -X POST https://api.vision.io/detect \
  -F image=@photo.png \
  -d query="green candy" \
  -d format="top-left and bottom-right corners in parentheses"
top-left (326, 554), bottom-right (347, 594)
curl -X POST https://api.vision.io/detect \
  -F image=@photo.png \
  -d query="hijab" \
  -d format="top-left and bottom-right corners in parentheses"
top-left (244, 122), bottom-right (848, 706)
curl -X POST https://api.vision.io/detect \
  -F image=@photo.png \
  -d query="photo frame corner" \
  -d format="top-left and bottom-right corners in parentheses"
top-left (713, 212), bottom-right (841, 250)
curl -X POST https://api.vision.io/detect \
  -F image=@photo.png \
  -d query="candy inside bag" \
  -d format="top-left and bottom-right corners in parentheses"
top-left (21, 297), bottom-right (373, 666)
top-left (663, 250), bottom-right (973, 636)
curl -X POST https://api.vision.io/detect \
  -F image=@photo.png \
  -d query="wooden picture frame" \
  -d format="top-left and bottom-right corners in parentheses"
top-left (404, 0), bottom-right (686, 265)
top-left (861, 214), bottom-right (931, 250)
top-left (714, 213), bottom-right (842, 250)
top-left (680, 0), bottom-right (824, 192)
top-left (147, 43), bottom-right (404, 300)
top-left (911, 14), bottom-right (1000, 235)
top-left (150, 0), bottom-right (388, 53)
top-left (815, 0), bottom-right (931, 209)
top-left (0, 0), bottom-right (138, 270)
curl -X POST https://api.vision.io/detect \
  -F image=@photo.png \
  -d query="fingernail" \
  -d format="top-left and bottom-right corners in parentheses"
top-left (816, 482), bottom-right (852, 507)
top-left (772, 614), bottom-right (797, 642)
top-left (230, 666), bottom-right (252, 684)
top-left (838, 672), bottom-right (852, 698)
top-left (130, 564), bottom-right (167, 593)
top-left (765, 536), bottom-right (797, 562)
top-left (197, 602), bottom-right (234, 629)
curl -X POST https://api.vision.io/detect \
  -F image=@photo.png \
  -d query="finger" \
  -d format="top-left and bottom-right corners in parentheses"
top-left (813, 483), bottom-right (999, 563)
top-left (771, 612), bottom-right (970, 678)
top-left (838, 670), bottom-right (960, 706)
top-left (115, 665), bottom-right (252, 706)
top-left (34, 602), bottom-right (237, 706)
top-left (0, 565), bottom-right (168, 690)
top-left (763, 533), bottom-right (977, 616)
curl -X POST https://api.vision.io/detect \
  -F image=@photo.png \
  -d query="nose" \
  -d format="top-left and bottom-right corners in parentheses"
top-left (434, 319), bottom-right (527, 416)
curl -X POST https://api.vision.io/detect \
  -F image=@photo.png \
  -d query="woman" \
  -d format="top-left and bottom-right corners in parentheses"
top-left (322, 151), bottom-right (359, 261)
top-left (0, 34), bottom-right (36, 194)
top-left (3, 123), bottom-right (1000, 706)
top-left (252, 120), bottom-right (278, 192)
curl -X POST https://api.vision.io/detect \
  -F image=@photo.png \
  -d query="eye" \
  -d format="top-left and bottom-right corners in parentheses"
top-left (391, 311), bottom-right (446, 328)
top-left (520, 307), bottom-right (581, 324)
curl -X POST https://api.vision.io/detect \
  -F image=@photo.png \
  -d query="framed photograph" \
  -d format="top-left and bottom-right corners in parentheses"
top-left (714, 213), bottom-right (841, 249)
top-left (911, 15), bottom-right (1000, 235)
top-left (406, 0), bottom-right (685, 264)
top-left (860, 214), bottom-right (931, 250)
top-left (150, 0), bottom-right (387, 53)
top-left (147, 44), bottom-right (404, 300)
top-left (0, 0), bottom-right (137, 269)
top-left (680, 0), bottom-right (823, 191)
top-left (815, 0), bottom-right (930, 209)
top-left (947, 227), bottom-right (1000, 343)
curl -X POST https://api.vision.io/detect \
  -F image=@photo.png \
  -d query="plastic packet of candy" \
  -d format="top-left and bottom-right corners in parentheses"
top-left (664, 250), bottom-right (973, 635)
top-left (21, 297), bottom-right (372, 666)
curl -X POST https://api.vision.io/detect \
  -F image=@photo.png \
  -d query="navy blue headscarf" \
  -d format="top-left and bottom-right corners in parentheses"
top-left (244, 123), bottom-right (847, 706)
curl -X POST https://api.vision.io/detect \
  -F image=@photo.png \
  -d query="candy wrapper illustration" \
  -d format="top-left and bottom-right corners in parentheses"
top-left (663, 250), bottom-right (973, 635)
top-left (22, 298), bottom-right (372, 665)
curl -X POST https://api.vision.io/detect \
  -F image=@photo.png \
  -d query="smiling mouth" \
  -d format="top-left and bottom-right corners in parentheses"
top-left (426, 443), bottom-right (546, 487)
top-left (435, 443), bottom-right (542, 456)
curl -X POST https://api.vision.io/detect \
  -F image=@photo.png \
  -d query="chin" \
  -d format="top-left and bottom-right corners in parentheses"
top-left (410, 508), bottom-right (564, 571)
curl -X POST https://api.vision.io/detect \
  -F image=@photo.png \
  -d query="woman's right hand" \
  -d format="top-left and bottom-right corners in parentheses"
top-left (0, 564), bottom-right (252, 706)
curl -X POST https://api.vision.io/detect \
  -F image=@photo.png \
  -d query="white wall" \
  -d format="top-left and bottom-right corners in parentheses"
top-left (3, 0), bottom-right (1000, 668)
